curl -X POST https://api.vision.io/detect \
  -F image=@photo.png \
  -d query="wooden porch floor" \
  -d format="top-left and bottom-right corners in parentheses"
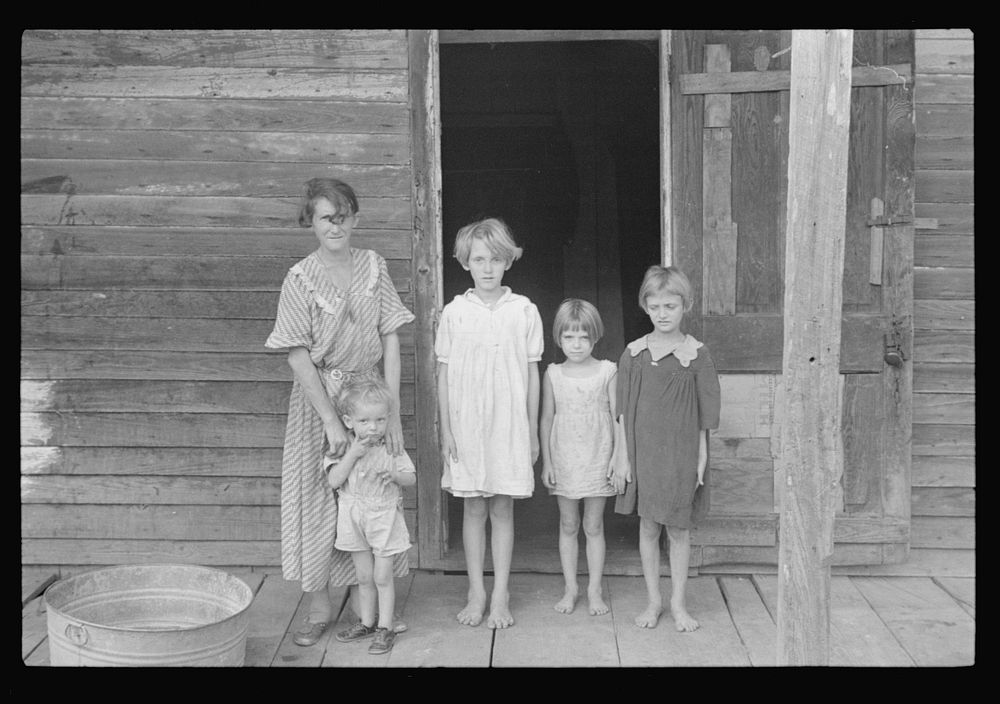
top-left (22, 570), bottom-right (975, 667)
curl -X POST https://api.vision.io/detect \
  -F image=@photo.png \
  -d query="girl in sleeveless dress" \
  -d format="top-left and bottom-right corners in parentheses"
top-left (540, 299), bottom-right (618, 616)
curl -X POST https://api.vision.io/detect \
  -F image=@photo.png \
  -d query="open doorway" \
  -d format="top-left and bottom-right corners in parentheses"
top-left (439, 39), bottom-right (661, 568)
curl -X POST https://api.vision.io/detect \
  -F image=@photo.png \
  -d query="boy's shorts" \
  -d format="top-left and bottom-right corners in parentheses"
top-left (335, 493), bottom-right (411, 558)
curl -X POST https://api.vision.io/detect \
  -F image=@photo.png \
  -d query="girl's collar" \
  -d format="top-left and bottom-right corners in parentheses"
top-left (465, 286), bottom-right (512, 309)
top-left (627, 334), bottom-right (703, 367)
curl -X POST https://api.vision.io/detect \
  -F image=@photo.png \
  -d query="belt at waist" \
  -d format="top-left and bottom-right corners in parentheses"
top-left (320, 366), bottom-right (379, 383)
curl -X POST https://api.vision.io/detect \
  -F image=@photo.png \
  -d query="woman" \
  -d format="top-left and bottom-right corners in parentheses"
top-left (266, 178), bottom-right (414, 646)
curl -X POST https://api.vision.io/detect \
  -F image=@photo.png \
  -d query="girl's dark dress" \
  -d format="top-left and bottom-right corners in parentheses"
top-left (614, 335), bottom-right (721, 529)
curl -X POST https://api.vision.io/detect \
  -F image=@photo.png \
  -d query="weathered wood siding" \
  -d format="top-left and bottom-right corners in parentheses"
top-left (907, 28), bottom-right (974, 575)
top-left (20, 30), bottom-right (417, 575)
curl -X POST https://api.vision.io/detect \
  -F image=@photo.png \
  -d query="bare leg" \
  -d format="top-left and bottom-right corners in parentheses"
top-left (350, 551), bottom-right (377, 627)
top-left (304, 585), bottom-right (333, 624)
top-left (666, 527), bottom-right (699, 632)
top-left (457, 497), bottom-right (488, 626)
top-left (582, 497), bottom-right (609, 616)
top-left (487, 495), bottom-right (515, 629)
top-left (635, 517), bottom-right (664, 628)
top-left (372, 555), bottom-right (395, 630)
top-left (554, 496), bottom-right (580, 613)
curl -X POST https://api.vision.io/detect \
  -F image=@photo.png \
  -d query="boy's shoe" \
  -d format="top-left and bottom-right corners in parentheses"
top-left (368, 627), bottom-right (396, 655)
top-left (335, 620), bottom-right (378, 643)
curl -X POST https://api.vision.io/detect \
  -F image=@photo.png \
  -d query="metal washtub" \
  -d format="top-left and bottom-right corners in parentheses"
top-left (44, 564), bottom-right (254, 666)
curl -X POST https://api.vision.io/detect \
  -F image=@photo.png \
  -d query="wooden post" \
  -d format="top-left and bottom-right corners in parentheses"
top-left (777, 29), bottom-right (853, 666)
top-left (409, 29), bottom-right (445, 566)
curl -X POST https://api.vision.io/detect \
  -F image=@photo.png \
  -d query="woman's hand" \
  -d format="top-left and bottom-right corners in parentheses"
top-left (385, 411), bottom-right (405, 457)
top-left (530, 432), bottom-right (540, 466)
top-left (610, 466), bottom-right (632, 495)
top-left (323, 418), bottom-right (350, 458)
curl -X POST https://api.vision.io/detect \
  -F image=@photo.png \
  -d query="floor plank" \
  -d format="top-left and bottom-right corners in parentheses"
top-left (24, 638), bottom-right (50, 666)
top-left (754, 575), bottom-right (915, 666)
top-left (269, 585), bottom-right (349, 667)
top-left (22, 571), bottom-right (56, 608)
top-left (244, 575), bottom-right (305, 667)
top-left (492, 573), bottom-right (619, 667)
top-left (934, 577), bottom-right (975, 618)
top-left (377, 574), bottom-right (495, 668)
top-left (609, 576), bottom-right (751, 666)
top-left (718, 576), bottom-right (776, 666)
top-left (321, 575), bottom-right (414, 668)
top-left (22, 596), bottom-right (49, 662)
top-left (851, 577), bottom-right (975, 666)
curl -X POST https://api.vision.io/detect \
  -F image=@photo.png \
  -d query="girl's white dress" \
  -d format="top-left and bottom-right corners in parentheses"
top-left (435, 287), bottom-right (544, 498)
top-left (548, 359), bottom-right (618, 499)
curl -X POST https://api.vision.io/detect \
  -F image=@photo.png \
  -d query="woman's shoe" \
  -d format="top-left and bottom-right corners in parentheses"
top-left (292, 620), bottom-right (329, 647)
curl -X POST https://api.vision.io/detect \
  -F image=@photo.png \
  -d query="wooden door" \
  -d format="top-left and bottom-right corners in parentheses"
top-left (671, 30), bottom-right (914, 565)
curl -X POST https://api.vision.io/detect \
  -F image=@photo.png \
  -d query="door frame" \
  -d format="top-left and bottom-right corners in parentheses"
top-left (409, 29), bottom-right (674, 569)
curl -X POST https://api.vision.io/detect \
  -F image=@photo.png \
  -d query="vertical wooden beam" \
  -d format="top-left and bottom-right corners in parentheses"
top-left (880, 29), bottom-right (915, 564)
top-left (702, 43), bottom-right (737, 315)
top-left (777, 29), bottom-right (853, 666)
top-left (409, 29), bottom-right (445, 566)
top-left (660, 30), bottom-right (673, 266)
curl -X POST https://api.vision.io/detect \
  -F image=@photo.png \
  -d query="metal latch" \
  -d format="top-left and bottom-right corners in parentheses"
top-left (883, 333), bottom-right (905, 368)
top-left (866, 214), bottom-right (914, 227)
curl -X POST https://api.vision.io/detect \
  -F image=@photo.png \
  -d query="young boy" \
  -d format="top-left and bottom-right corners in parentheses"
top-left (325, 377), bottom-right (416, 654)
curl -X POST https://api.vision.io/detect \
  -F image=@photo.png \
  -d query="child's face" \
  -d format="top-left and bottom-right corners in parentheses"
top-left (311, 197), bottom-right (358, 255)
top-left (644, 290), bottom-right (685, 336)
top-left (463, 239), bottom-right (509, 295)
top-left (343, 400), bottom-right (390, 442)
top-left (558, 326), bottom-right (595, 363)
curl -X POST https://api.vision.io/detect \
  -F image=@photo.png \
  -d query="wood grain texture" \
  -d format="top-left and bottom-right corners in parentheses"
top-left (916, 136), bottom-right (974, 169)
top-left (911, 487), bottom-right (975, 516)
top-left (914, 203), bottom-right (973, 235)
top-left (914, 330), bottom-right (974, 363)
top-left (609, 576), bottom-right (751, 666)
top-left (915, 39), bottom-right (974, 74)
top-left (913, 74), bottom-right (973, 104)
top-left (19, 226), bottom-right (412, 260)
top-left (21, 29), bottom-right (407, 69)
top-left (680, 64), bottom-right (911, 94)
top-left (21, 96), bottom-right (410, 133)
top-left (777, 30), bottom-right (853, 666)
top-left (913, 300), bottom-right (976, 331)
top-left (20, 379), bottom-right (415, 415)
top-left (21, 159), bottom-right (411, 197)
top-left (914, 268), bottom-right (974, 299)
top-left (934, 576), bottom-right (975, 617)
top-left (915, 169), bottom-right (974, 203)
top-left (915, 104), bottom-right (973, 137)
top-left (21, 411), bottom-right (416, 447)
top-left (913, 363), bottom-right (975, 394)
top-left (911, 516), bottom-right (974, 549)
top-left (913, 392), bottom-right (975, 424)
top-left (492, 573), bottom-right (620, 667)
top-left (718, 576), bottom-right (776, 666)
top-left (841, 374), bottom-right (883, 509)
top-left (832, 548), bottom-right (973, 577)
top-left (914, 235), bottom-right (974, 268)
top-left (912, 456), bottom-right (975, 488)
top-left (21, 130), bottom-right (411, 165)
top-left (20, 194), bottom-right (412, 229)
top-left (243, 576), bottom-right (304, 668)
top-left (850, 577), bottom-right (974, 666)
top-left (21, 538), bottom-right (280, 566)
top-left (22, 505), bottom-right (282, 540)
top-left (913, 423), bottom-right (974, 456)
top-left (21, 65), bottom-right (408, 101)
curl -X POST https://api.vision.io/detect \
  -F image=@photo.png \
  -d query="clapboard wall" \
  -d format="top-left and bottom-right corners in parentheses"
top-left (906, 29), bottom-right (974, 576)
top-left (20, 30), bottom-right (418, 578)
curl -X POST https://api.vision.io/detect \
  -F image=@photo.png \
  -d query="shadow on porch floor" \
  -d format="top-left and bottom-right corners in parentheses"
top-left (22, 570), bottom-right (975, 667)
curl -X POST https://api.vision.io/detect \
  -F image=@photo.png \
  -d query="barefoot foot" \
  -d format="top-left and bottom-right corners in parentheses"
top-left (587, 590), bottom-right (609, 616)
top-left (456, 590), bottom-right (486, 627)
top-left (554, 588), bottom-right (578, 614)
top-left (671, 603), bottom-right (700, 632)
top-left (487, 592), bottom-right (514, 629)
top-left (634, 601), bottom-right (663, 628)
